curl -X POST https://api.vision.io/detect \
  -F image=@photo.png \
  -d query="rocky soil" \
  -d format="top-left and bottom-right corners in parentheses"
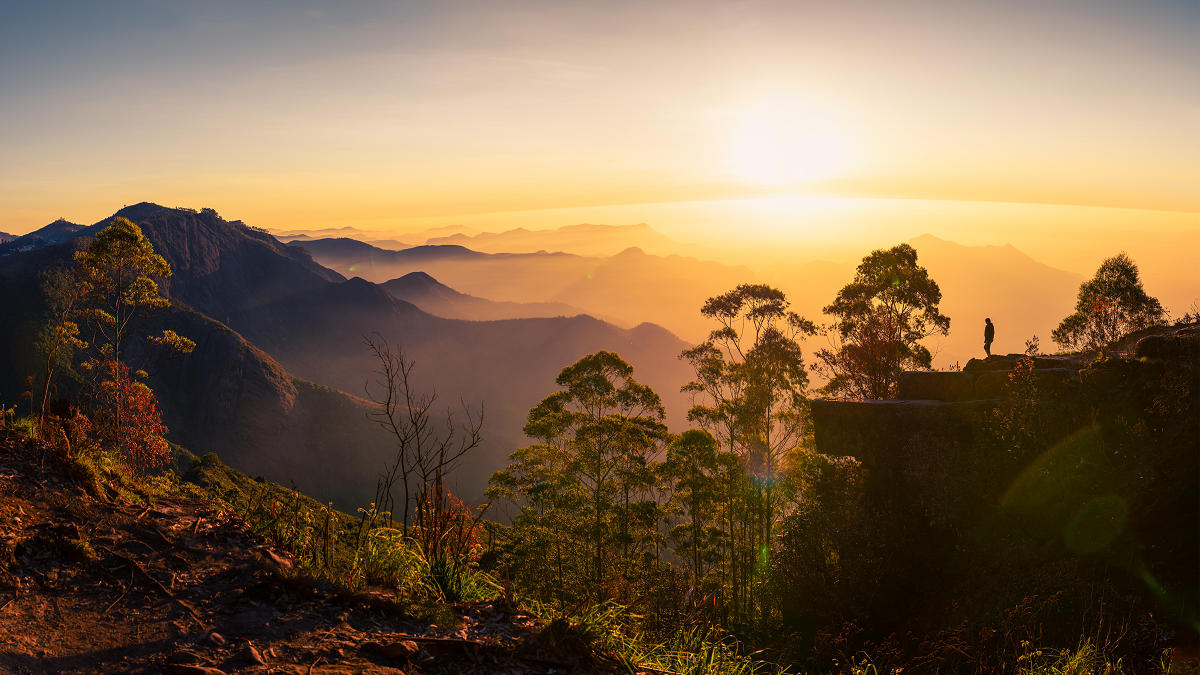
top-left (0, 431), bottom-right (655, 675)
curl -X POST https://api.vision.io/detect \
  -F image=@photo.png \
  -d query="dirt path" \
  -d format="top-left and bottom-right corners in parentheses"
top-left (0, 431), bottom-right (643, 675)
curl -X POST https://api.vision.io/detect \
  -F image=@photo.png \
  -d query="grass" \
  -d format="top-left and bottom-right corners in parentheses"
top-left (1015, 640), bottom-right (1121, 675)
top-left (520, 599), bottom-right (786, 675)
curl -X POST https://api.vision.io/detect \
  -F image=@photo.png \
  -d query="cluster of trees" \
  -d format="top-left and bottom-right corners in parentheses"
top-left (484, 243), bottom-right (1181, 632)
top-left (32, 217), bottom-right (193, 476)
top-left (21, 215), bottom-right (1182, 644)
top-left (485, 245), bottom-right (949, 625)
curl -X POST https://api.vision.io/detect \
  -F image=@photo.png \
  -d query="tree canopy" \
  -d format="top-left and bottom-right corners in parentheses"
top-left (1051, 252), bottom-right (1166, 352)
top-left (488, 351), bottom-right (670, 606)
top-left (813, 243), bottom-right (949, 399)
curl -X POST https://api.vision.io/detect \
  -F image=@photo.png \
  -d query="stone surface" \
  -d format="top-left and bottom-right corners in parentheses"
top-left (896, 371), bottom-right (975, 402)
top-left (810, 398), bottom-right (996, 467)
top-left (975, 368), bottom-right (1070, 399)
top-left (237, 645), bottom-right (266, 665)
top-left (964, 355), bottom-right (1025, 372)
top-left (1138, 329), bottom-right (1199, 359)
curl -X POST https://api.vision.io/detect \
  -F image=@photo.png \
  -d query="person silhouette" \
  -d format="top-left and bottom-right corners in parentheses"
top-left (984, 318), bottom-right (995, 357)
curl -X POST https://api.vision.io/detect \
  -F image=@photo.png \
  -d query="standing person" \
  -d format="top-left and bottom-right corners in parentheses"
top-left (984, 318), bottom-right (995, 357)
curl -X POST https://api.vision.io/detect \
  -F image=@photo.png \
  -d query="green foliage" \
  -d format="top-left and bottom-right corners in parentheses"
top-left (679, 284), bottom-right (815, 627)
top-left (663, 429), bottom-right (723, 580)
top-left (13, 415), bottom-right (39, 438)
top-left (1014, 640), bottom-right (1122, 675)
top-left (179, 453), bottom-right (496, 606)
top-left (489, 351), bottom-right (671, 608)
top-left (813, 242), bottom-right (950, 400)
top-left (34, 267), bottom-right (88, 423)
top-left (524, 600), bottom-right (785, 675)
top-left (1052, 252), bottom-right (1166, 353)
top-left (73, 217), bottom-right (174, 361)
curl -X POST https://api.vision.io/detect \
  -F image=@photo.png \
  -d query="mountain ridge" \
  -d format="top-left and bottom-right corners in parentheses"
top-left (0, 203), bottom-right (695, 507)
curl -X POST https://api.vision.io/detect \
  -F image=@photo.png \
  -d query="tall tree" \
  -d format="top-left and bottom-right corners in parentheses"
top-left (35, 268), bottom-right (89, 425)
top-left (1051, 252), bottom-right (1166, 352)
top-left (507, 351), bottom-right (670, 600)
top-left (663, 429), bottom-right (721, 582)
top-left (813, 243), bottom-right (949, 400)
top-left (680, 284), bottom-right (814, 624)
top-left (67, 218), bottom-right (193, 473)
top-left (74, 218), bottom-right (187, 367)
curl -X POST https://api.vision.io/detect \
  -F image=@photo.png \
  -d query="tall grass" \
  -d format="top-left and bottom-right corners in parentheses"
top-left (1015, 640), bottom-right (1123, 675)
top-left (522, 599), bottom-right (787, 675)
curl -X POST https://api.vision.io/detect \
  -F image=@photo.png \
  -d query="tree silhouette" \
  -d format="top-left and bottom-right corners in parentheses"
top-left (680, 283), bottom-right (814, 624)
top-left (492, 351), bottom-right (669, 602)
top-left (813, 243), bottom-right (949, 399)
top-left (1051, 252), bottom-right (1165, 352)
top-left (74, 218), bottom-right (177, 365)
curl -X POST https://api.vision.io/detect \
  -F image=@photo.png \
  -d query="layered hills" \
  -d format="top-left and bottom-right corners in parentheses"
top-left (294, 234), bottom-right (1085, 362)
top-left (291, 239), bottom-right (756, 343)
top-left (0, 204), bottom-right (695, 510)
top-left (381, 271), bottom-right (624, 324)
top-left (423, 222), bottom-right (716, 259)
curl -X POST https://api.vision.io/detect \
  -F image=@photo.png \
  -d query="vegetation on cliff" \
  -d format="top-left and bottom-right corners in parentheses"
top-left (1, 211), bottom-right (1195, 674)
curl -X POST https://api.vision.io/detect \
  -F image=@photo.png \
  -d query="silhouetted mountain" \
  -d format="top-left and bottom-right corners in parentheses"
top-left (286, 238), bottom-right (429, 278)
top-left (0, 232), bottom-right (16, 244)
top-left (0, 218), bottom-right (88, 255)
top-left (274, 223), bottom-right (481, 246)
top-left (138, 308), bottom-right (397, 507)
top-left (380, 271), bottom-right (621, 323)
top-left (300, 241), bottom-right (756, 342)
top-left (275, 229), bottom-right (412, 252)
top-left (425, 222), bottom-right (716, 259)
top-left (0, 204), bottom-right (695, 508)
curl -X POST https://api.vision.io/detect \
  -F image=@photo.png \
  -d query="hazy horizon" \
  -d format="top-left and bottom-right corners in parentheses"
top-left (3, 1), bottom-right (1196, 237)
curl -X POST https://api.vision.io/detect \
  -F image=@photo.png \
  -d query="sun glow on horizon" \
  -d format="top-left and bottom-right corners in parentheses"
top-left (728, 95), bottom-right (854, 185)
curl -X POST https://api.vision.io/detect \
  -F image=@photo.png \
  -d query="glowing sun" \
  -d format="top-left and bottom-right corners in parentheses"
top-left (729, 96), bottom-right (852, 185)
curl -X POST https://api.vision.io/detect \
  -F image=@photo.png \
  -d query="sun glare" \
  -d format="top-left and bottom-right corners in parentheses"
top-left (729, 95), bottom-right (853, 185)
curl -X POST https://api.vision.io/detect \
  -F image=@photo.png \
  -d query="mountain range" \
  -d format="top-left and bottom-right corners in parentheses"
top-left (290, 239), bottom-right (757, 343)
top-left (292, 233), bottom-right (1085, 363)
top-left (0, 204), bottom-right (695, 510)
top-left (422, 222), bottom-right (718, 259)
top-left (381, 271), bottom-right (627, 325)
top-left (0, 203), bottom-right (1091, 509)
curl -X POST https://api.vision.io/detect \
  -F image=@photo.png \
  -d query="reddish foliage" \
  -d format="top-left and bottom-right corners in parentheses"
top-left (95, 359), bottom-right (170, 476)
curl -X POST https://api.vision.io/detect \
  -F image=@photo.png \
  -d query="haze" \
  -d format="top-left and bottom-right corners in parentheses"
top-left (2, 0), bottom-right (1197, 362)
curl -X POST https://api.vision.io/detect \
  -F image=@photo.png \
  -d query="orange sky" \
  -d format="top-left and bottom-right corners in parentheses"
top-left (2, 1), bottom-right (1196, 284)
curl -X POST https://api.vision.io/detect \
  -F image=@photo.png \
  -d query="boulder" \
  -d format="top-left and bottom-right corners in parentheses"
top-left (896, 371), bottom-right (976, 402)
top-left (963, 355), bottom-right (1025, 372)
top-left (975, 368), bottom-right (1070, 399)
top-left (1137, 330), bottom-right (1199, 360)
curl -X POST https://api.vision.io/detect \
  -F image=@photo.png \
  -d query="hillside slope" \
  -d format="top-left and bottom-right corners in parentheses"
top-left (0, 204), bottom-right (697, 506)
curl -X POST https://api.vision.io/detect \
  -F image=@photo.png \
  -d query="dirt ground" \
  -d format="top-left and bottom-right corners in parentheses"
top-left (0, 430), bottom-right (645, 675)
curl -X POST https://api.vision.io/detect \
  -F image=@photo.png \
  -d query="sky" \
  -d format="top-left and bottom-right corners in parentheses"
top-left (1, 0), bottom-right (1197, 284)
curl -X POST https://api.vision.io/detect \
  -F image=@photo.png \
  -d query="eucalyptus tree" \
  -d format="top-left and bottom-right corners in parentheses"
top-left (813, 243), bottom-right (949, 400)
top-left (74, 217), bottom-right (192, 369)
top-left (1052, 252), bottom-right (1166, 352)
top-left (663, 429), bottom-right (722, 582)
top-left (58, 218), bottom-right (193, 472)
top-left (493, 351), bottom-right (670, 602)
top-left (680, 284), bottom-right (815, 623)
